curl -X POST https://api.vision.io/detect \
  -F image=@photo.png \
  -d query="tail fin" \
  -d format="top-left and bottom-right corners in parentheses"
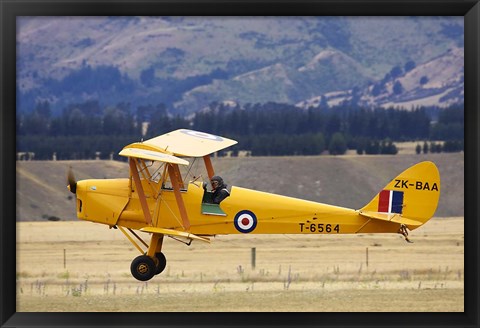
top-left (359, 161), bottom-right (440, 230)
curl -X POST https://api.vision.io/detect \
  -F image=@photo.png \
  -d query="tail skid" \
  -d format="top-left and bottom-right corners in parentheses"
top-left (358, 161), bottom-right (441, 231)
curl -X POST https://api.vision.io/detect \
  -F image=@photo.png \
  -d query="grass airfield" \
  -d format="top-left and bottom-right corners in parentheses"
top-left (16, 217), bottom-right (464, 312)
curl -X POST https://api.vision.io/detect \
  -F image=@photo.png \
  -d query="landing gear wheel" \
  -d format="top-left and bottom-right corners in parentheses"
top-left (154, 252), bottom-right (167, 275)
top-left (130, 255), bottom-right (156, 281)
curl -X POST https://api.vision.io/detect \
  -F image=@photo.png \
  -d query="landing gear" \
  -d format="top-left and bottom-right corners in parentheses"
top-left (398, 224), bottom-right (413, 243)
top-left (130, 252), bottom-right (168, 281)
top-left (119, 227), bottom-right (168, 281)
top-left (154, 252), bottom-right (167, 275)
top-left (131, 255), bottom-right (157, 281)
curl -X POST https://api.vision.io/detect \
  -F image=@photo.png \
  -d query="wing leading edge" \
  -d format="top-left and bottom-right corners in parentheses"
top-left (119, 148), bottom-right (189, 165)
top-left (140, 226), bottom-right (211, 243)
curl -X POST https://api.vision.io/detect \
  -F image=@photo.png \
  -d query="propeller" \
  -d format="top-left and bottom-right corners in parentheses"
top-left (67, 166), bottom-right (77, 194)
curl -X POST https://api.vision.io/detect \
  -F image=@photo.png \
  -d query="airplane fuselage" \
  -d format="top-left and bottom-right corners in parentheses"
top-left (74, 178), bottom-right (400, 237)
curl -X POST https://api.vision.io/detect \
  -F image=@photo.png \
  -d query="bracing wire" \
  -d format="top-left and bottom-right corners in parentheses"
top-left (150, 162), bottom-right (165, 182)
top-left (183, 158), bottom-right (196, 182)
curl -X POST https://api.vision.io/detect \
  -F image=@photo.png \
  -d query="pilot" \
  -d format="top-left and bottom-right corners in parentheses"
top-left (204, 175), bottom-right (230, 204)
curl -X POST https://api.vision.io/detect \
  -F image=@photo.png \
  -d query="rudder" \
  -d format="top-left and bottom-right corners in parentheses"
top-left (359, 161), bottom-right (440, 229)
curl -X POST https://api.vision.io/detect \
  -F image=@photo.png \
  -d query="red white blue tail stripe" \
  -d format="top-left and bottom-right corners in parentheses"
top-left (378, 190), bottom-right (404, 214)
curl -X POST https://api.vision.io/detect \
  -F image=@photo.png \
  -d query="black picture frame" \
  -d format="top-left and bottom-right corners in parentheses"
top-left (2, 1), bottom-right (478, 327)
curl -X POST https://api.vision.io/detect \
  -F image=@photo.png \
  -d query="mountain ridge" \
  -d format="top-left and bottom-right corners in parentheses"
top-left (17, 16), bottom-right (464, 115)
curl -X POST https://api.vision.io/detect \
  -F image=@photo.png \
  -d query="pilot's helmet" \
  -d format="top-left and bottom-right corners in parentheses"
top-left (211, 175), bottom-right (224, 185)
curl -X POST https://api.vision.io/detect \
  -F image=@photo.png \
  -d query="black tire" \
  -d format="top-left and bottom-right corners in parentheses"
top-left (154, 252), bottom-right (167, 275)
top-left (130, 255), bottom-right (156, 281)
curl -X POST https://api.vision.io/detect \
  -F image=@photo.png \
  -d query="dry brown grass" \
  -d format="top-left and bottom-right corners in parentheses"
top-left (16, 217), bottom-right (464, 312)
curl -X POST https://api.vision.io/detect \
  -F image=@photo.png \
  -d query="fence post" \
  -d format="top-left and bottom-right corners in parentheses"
top-left (251, 247), bottom-right (256, 270)
top-left (366, 247), bottom-right (369, 268)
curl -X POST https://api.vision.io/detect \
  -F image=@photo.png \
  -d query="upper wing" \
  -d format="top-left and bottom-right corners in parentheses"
top-left (127, 129), bottom-right (238, 157)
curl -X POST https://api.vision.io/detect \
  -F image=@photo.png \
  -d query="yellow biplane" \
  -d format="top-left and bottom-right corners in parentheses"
top-left (67, 129), bottom-right (440, 281)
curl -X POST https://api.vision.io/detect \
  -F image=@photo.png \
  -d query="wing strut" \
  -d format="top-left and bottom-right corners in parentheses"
top-left (117, 226), bottom-right (148, 254)
top-left (203, 155), bottom-right (215, 182)
top-left (167, 163), bottom-right (191, 231)
top-left (129, 158), bottom-right (153, 225)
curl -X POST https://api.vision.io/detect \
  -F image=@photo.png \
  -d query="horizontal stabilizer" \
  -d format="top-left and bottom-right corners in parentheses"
top-left (119, 148), bottom-right (189, 165)
top-left (140, 227), bottom-right (211, 243)
top-left (358, 210), bottom-right (423, 227)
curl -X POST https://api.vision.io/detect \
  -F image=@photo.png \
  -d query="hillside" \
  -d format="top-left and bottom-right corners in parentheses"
top-left (17, 16), bottom-right (463, 115)
top-left (16, 153), bottom-right (463, 221)
top-left (297, 47), bottom-right (464, 109)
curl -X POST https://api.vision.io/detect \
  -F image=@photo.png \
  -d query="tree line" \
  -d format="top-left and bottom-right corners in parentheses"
top-left (16, 100), bottom-right (464, 160)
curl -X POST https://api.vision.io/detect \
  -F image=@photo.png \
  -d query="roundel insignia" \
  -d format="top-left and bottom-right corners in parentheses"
top-left (180, 129), bottom-right (223, 141)
top-left (234, 210), bottom-right (257, 233)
